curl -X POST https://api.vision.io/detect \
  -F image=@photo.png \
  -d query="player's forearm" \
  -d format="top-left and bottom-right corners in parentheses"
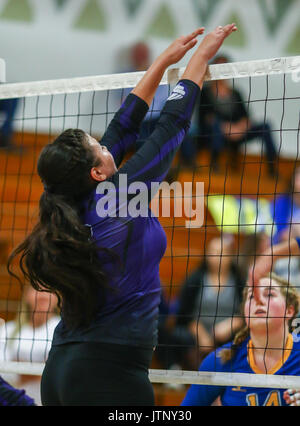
top-left (181, 52), bottom-right (208, 89)
top-left (268, 238), bottom-right (300, 259)
top-left (131, 55), bottom-right (169, 107)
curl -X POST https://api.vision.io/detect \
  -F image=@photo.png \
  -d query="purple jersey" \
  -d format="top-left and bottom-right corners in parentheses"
top-left (0, 376), bottom-right (36, 406)
top-left (53, 80), bottom-right (200, 348)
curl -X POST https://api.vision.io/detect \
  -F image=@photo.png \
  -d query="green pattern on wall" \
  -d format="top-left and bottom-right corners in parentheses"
top-left (73, 0), bottom-right (107, 32)
top-left (223, 13), bottom-right (246, 48)
top-left (124, 0), bottom-right (144, 16)
top-left (145, 3), bottom-right (177, 39)
top-left (285, 25), bottom-right (300, 54)
top-left (192, 0), bottom-right (221, 25)
top-left (54, 0), bottom-right (68, 9)
top-left (0, 0), bottom-right (33, 22)
top-left (258, 0), bottom-right (296, 34)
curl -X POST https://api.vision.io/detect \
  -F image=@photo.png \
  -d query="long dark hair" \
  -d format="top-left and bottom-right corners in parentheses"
top-left (7, 129), bottom-right (116, 330)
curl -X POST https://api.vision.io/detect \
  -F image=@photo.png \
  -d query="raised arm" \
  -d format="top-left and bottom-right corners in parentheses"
top-left (101, 28), bottom-right (205, 167)
top-left (181, 24), bottom-right (237, 87)
top-left (100, 94), bottom-right (149, 168)
top-left (248, 237), bottom-right (300, 299)
top-left (113, 24), bottom-right (237, 188)
top-left (131, 28), bottom-right (205, 104)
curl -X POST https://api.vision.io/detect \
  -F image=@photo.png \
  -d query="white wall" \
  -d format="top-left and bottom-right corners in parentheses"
top-left (0, 0), bottom-right (299, 156)
top-left (1, 0), bottom-right (299, 82)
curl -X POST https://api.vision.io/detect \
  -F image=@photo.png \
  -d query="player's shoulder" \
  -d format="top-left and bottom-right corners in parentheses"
top-left (216, 338), bottom-right (249, 355)
top-left (291, 333), bottom-right (300, 350)
top-left (199, 340), bottom-right (243, 372)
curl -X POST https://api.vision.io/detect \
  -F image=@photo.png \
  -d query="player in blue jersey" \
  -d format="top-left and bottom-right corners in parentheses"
top-left (7, 25), bottom-right (238, 405)
top-left (248, 236), bottom-right (300, 406)
top-left (181, 273), bottom-right (300, 406)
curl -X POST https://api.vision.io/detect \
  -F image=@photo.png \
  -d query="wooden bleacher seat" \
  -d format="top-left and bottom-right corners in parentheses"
top-left (0, 132), bottom-right (298, 404)
top-left (0, 132), bottom-right (296, 311)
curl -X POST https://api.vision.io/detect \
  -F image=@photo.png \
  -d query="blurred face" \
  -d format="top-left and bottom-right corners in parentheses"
top-left (86, 134), bottom-right (117, 181)
top-left (25, 287), bottom-right (57, 314)
top-left (206, 237), bottom-right (232, 271)
top-left (131, 42), bottom-right (150, 70)
top-left (244, 277), bottom-right (294, 334)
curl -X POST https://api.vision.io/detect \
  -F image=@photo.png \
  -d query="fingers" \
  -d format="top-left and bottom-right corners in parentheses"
top-left (216, 23), bottom-right (238, 37)
top-left (182, 27), bottom-right (205, 45)
top-left (183, 38), bottom-right (198, 53)
top-left (223, 23), bottom-right (237, 32)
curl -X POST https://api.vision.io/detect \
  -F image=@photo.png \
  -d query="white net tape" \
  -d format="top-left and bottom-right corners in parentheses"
top-left (0, 56), bottom-right (299, 100)
top-left (0, 362), bottom-right (300, 389)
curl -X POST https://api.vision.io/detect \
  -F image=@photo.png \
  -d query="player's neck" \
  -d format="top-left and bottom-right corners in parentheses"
top-left (249, 328), bottom-right (292, 374)
top-left (29, 312), bottom-right (53, 328)
top-left (208, 266), bottom-right (230, 285)
top-left (250, 326), bottom-right (290, 359)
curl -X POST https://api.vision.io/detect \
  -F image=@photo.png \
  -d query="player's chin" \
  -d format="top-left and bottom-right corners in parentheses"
top-left (110, 158), bottom-right (117, 175)
top-left (104, 157), bottom-right (117, 178)
top-left (248, 317), bottom-right (271, 329)
top-left (251, 317), bottom-right (284, 331)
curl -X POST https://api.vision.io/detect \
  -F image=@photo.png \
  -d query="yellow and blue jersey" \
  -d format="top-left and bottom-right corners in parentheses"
top-left (182, 334), bottom-right (300, 406)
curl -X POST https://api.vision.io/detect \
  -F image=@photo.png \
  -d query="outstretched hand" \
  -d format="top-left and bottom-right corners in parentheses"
top-left (181, 23), bottom-right (237, 88)
top-left (198, 24), bottom-right (237, 62)
top-left (161, 27), bottom-right (205, 67)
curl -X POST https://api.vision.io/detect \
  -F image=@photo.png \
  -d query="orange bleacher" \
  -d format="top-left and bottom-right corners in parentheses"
top-left (0, 132), bottom-right (294, 317)
top-left (0, 131), bottom-right (296, 405)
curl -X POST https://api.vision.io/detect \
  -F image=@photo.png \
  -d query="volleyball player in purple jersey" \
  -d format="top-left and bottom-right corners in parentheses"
top-left (8, 25), bottom-right (237, 406)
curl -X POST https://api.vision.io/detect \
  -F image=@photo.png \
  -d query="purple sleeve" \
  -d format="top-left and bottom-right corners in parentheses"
top-left (0, 376), bottom-right (36, 406)
top-left (112, 79), bottom-right (200, 188)
top-left (100, 93), bottom-right (149, 167)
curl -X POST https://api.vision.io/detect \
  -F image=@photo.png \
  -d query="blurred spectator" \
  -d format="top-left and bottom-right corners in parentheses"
top-left (0, 98), bottom-right (19, 150)
top-left (269, 166), bottom-right (300, 282)
top-left (117, 41), bottom-right (169, 146)
top-left (173, 236), bottom-right (244, 367)
top-left (273, 166), bottom-right (300, 244)
top-left (130, 41), bottom-right (150, 72)
top-left (0, 286), bottom-right (59, 406)
top-left (181, 55), bottom-right (278, 175)
top-left (155, 294), bottom-right (197, 372)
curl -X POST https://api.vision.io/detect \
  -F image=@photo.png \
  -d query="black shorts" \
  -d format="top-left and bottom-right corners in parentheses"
top-left (41, 341), bottom-right (154, 406)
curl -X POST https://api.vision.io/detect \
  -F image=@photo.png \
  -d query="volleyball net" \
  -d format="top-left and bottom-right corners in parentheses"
top-left (0, 56), bottom-right (300, 391)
